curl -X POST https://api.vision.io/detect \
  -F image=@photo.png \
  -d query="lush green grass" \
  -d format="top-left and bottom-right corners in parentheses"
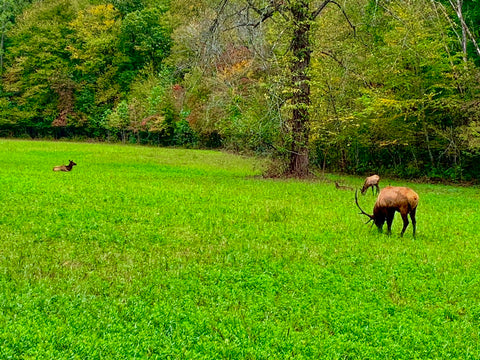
top-left (1, 139), bottom-right (480, 359)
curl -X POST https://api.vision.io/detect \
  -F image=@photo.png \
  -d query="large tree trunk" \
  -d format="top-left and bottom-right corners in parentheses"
top-left (287, 1), bottom-right (312, 177)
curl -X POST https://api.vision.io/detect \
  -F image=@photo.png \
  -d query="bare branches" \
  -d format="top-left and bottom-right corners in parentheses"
top-left (311, 0), bottom-right (331, 19)
top-left (244, 0), bottom-right (289, 27)
top-left (210, 0), bottom-right (229, 33)
top-left (245, 0), bottom-right (275, 26)
top-left (210, 0), bottom-right (356, 34)
top-left (312, 0), bottom-right (356, 36)
top-left (209, 0), bottom-right (281, 32)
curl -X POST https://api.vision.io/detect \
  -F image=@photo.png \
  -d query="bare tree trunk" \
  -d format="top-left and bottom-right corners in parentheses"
top-left (457, 0), bottom-right (467, 61)
top-left (448, 0), bottom-right (480, 59)
top-left (287, 0), bottom-right (311, 177)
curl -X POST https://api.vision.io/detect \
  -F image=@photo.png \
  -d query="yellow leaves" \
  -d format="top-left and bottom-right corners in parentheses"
top-left (375, 97), bottom-right (423, 115)
top-left (378, 98), bottom-right (400, 107)
top-left (69, 4), bottom-right (119, 35)
top-left (104, 19), bottom-right (116, 28)
top-left (67, 4), bottom-right (120, 73)
top-left (89, 3), bottom-right (115, 16)
top-left (379, 139), bottom-right (398, 147)
top-left (218, 59), bottom-right (252, 81)
top-left (65, 45), bottom-right (80, 60)
top-left (379, 139), bottom-right (409, 147)
top-left (216, 46), bottom-right (254, 85)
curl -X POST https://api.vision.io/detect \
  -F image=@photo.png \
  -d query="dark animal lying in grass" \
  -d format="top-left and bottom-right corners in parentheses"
top-left (53, 160), bottom-right (77, 172)
top-left (361, 174), bottom-right (380, 195)
top-left (355, 186), bottom-right (419, 237)
top-left (335, 181), bottom-right (353, 190)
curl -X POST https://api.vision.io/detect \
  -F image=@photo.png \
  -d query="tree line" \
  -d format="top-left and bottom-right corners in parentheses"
top-left (1, 0), bottom-right (480, 180)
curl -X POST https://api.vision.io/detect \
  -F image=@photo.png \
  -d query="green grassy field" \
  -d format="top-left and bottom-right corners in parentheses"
top-left (1, 139), bottom-right (480, 359)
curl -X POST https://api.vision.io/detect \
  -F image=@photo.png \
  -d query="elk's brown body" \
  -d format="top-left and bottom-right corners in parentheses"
top-left (361, 175), bottom-right (380, 195)
top-left (53, 160), bottom-right (77, 172)
top-left (355, 186), bottom-right (418, 237)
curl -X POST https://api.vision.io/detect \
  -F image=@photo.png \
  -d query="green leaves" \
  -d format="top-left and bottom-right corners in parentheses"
top-left (309, 0), bottom-right (480, 179)
top-left (119, 7), bottom-right (171, 71)
top-left (0, 0), bottom-right (173, 138)
top-left (0, 0), bottom-right (76, 131)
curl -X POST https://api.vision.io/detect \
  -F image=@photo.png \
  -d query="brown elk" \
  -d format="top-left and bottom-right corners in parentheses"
top-left (361, 174), bottom-right (380, 195)
top-left (355, 186), bottom-right (419, 237)
top-left (335, 181), bottom-right (353, 190)
top-left (53, 160), bottom-right (77, 172)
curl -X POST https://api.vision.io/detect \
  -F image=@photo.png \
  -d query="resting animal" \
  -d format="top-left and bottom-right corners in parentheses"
top-left (53, 160), bottom-right (77, 172)
top-left (335, 181), bottom-right (353, 190)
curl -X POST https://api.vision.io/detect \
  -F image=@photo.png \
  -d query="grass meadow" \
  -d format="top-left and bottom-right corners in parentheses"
top-left (1, 139), bottom-right (480, 359)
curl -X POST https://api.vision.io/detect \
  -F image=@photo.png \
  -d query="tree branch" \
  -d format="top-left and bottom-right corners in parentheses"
top-left (312, 0), bottom-right (331, 19)
top-left (245, 0), bottom-right (274, 26)
top-left (244, 0), bottom-right (289, 27)
top-left (312, 0), bottom-right (356, 36)
top-left (210, 0), bottom-right (230, 33)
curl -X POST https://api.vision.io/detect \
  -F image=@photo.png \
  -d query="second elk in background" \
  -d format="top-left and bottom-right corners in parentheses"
top-left (361, 175), bottom-right (380, 195)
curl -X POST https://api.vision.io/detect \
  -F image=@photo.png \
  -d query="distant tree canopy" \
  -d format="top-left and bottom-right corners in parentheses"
top-left (1, 0), bottom-right (480, 180)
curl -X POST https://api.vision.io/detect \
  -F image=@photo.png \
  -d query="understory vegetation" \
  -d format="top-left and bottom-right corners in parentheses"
top-left (2, 1), bottom-right (480, 179)
top-left (1, 140), bottom-right (480, 359)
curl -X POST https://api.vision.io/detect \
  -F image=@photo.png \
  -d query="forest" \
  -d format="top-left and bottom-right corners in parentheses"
top-left (1, 0), bottom-right (480, 180)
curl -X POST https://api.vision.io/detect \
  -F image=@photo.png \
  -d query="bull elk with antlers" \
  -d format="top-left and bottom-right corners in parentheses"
top-left (53, 160), bottom-right (77, 172)
top-left (355, 186), bottom-right (419, 237)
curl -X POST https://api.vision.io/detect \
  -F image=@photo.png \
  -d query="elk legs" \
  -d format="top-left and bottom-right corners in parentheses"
top-left (410, 208), bottom-right (417, 238)
top-left (386, 209), bottom-right (395, 235)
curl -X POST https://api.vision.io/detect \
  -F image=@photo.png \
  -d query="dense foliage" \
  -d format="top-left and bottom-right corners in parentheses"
top-left (1, 0), bottom-right (480, 179)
